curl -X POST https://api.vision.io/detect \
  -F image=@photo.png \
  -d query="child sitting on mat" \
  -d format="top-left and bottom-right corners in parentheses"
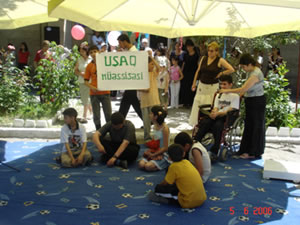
top-left (148, 144), bottom-right (207, 208)
top-left (138, 106), bottom-right (170, 171)
top-left (59, 108), bottom-right (92, 168)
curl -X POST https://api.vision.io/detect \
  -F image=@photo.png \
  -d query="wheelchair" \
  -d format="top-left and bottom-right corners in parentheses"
top-left (192, 102), bottom-right (244, 162)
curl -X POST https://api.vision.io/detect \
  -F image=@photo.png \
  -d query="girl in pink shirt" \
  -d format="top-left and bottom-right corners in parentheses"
top-left (170, 57), bottom-right (184, 109)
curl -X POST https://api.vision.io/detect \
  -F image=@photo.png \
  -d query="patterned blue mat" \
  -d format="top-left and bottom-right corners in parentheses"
top-left (0, 141), bottom-right (299, 225)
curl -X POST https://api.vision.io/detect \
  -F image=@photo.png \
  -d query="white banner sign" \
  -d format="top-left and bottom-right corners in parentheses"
top-left (96, 51), bottom-right (149, 90)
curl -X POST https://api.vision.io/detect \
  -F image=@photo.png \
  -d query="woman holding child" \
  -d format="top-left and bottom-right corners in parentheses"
top-left (189, 41), bottom-right (235, 126)
top-left (219, 53), bottom-right (266, 159)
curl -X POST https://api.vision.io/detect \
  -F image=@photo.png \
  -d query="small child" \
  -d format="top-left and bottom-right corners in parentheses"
top-left (148, 144), bottom-right (207, 208)
top-left (59, 108), bottom-right (92, 167)
top-left (169, 56), bottom-right (184, 109)
top-left (139, 106), bottom-right (170, 171)
top-left (155, 47), bottom-right (169, 111)
top-left (139, 56), bottom-right (161, 142)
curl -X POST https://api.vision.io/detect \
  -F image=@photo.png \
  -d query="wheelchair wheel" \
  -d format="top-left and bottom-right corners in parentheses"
top-left (228, 116), bottom-right (244, 153)
top-left (219, 146), bottom-right (228, 162)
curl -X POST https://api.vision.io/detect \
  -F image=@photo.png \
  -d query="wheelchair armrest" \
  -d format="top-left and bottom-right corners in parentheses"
top-left (199, 104), bottom-right (212, 116)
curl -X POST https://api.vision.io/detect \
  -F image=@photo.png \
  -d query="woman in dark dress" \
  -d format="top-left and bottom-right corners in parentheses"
top-left (179, 39), bottom-right (199, 107)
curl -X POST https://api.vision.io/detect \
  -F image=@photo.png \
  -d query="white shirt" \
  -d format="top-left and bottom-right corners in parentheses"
top-left (60, 123), bottom-right (87, 152)
top-left (188, 142), bottom-right (211, 183)
top-left (214, 93), bottom-right (239, 113)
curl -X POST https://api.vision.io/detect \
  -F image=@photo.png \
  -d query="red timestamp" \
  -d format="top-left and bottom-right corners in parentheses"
top-left (230, 207), bottom-right (272, 215)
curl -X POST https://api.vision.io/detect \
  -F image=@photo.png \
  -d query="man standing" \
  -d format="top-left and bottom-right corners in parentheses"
top-left (117, 34), bottom-right (143, 121)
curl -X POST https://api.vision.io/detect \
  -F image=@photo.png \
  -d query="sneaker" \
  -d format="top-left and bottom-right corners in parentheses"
top-left (147, 191), bottom-right (169, 204)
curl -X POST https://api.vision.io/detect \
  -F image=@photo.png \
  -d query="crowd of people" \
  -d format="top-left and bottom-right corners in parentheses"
top-left (1, 32), bottom-right (282, 209)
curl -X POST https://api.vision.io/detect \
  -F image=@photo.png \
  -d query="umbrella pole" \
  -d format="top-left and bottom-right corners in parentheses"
top-left (296, 43), bottom-right (300, 111)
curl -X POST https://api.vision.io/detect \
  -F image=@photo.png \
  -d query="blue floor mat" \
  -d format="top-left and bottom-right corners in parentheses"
top-left (0, 141), bottom-right (300, 225)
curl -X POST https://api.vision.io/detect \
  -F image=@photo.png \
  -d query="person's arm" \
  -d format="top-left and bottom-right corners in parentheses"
top-left (106, 139), bottom-right (130, 167)
top-left (84, 64), bottom-right (98, 91)
top-left (65, 143), bottom-right (76, 167)
top-left (159, 179), bottom-right (169, 186)
top-left (92, 131), bottom-right (106, 153)
top-left (77, 142), bottom-right (87, 164)
top-left (220, 75), bottom-right (259, 95)
top-left (164, 70), bottom-right (169, 93)
top-left (178, 67), bottom-right (184, 81)
top-left (192, 148), bottom-right (204, 177)
top-left (151, 126), bottom-right (169, 158)
top-left (75, 61), bottom-right (84, 78)
top-left (192, 56), bottom-right (204, 91)
top-left (151, 56), bottom-right (160, 73)
top-left (217, 58), bottom-right (235, 78)
top-left (181, 61), bottom-right (185, 72)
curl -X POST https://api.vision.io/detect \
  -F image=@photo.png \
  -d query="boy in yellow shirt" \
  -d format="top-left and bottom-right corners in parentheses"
top-left (148, 144), bottom-right (207, 208)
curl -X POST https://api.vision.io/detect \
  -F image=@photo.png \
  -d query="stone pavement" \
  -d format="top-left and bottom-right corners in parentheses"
top-left (1, 96), bottom-right (300, 144)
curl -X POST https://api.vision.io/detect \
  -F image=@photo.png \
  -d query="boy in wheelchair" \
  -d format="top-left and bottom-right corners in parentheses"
top-left (194, 74), bottom-right (239, 160)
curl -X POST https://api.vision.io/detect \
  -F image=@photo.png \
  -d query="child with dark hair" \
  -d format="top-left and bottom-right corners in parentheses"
top-left (194, 74), bottom-right (239, 159)
top-left (148, 144), bottom-right (207, 208)
top-left (174, 132), bottom-right (211, 183)
top-left (84, 45), bottom-right (112, 130)
top-left (139, 106), bottom-right (170, 171)
top-left (59, 108), bottom-right (92, 167)
top-left (93, 112), bottom-right (140, 169)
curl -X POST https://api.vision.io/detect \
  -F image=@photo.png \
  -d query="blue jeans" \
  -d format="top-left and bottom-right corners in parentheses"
top-left (90, 94), bottom-right (112, 130)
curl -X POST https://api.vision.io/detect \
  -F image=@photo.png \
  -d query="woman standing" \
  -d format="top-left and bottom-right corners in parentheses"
top-left (169, 41), bottom-right (185, 67)
top-left (189, 41), bottom-right (234, 126)
top-left (17, 42), bottom-right (30, 69)
top-left (180, 39), bottom-right (199, 107)
top-left (220, 53), bottom-right (266, 159)
top-left (75, 43), bottom-right (93, 123)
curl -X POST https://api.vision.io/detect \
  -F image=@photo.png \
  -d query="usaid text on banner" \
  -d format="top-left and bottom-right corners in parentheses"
top-left (96, 51), bottom-right (149, 90)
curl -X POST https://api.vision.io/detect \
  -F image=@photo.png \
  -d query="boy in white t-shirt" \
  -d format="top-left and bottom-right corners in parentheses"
top-left (59, 108), bottom-right (92, 167)
top-left (194, 75), bottom-right (239, 157)
top-left (174, 132), bottom-right (211, 183)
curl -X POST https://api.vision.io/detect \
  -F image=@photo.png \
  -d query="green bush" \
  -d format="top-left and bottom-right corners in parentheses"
top-left (34, 42), bottom-right (80, 114)
top-left (0, 53), bottom-right (30, 114)
top-left (264, 62), bottom-right (293, 128)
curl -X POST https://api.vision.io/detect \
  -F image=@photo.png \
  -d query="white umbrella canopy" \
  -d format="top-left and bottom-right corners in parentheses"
top-left (0, 0), bottom-right (58, 29)
top-left (48, 0), bottom-right (300, 38)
